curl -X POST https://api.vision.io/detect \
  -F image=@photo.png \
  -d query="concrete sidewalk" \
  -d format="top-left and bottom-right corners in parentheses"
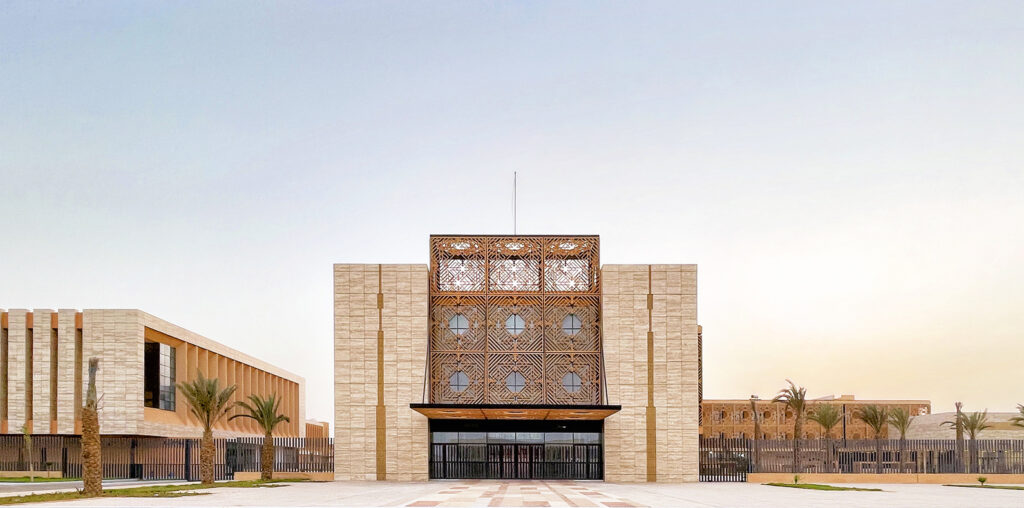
top-left (12, 480), bottom-right (1023, 507)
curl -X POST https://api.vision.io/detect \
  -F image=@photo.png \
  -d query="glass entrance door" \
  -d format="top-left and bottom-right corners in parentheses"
top-left (429, 420), bottom-right (603, 480)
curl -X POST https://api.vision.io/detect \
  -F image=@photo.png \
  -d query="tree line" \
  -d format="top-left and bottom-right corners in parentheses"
top-left (765, 380), bottom-right (1024, 474)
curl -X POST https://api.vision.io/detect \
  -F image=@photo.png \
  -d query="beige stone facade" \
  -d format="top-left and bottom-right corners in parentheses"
top-left (334, 244), bottom-right (701, 482)
top-left (334, 264), bottom-right (429, 481)
top-left (0, 308), bottom-right (305, 438)
top-left (602, 265), bottom-right (700, 482)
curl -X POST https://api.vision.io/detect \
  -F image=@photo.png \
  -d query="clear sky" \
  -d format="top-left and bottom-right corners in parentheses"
top-left (2, 2), bottom-right (1022, 426)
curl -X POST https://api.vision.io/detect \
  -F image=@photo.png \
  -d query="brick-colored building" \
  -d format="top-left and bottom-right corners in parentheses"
top-left (334, 235), bottom-right (700, 481)
top-left (0, 309), bottom-right (305, 438)
top-left (701, 395), bottom-right (931, 440)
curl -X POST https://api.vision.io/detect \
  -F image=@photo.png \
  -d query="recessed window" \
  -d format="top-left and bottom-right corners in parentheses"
top-left (144, 341), bottom-right (176, 411)
top-left (561, 314), bottom-right (582, 335)
top-left (449, 371), bottom-right (469, 392)
top-left (561, 372), bottom-right (582, 393)
top-left (505, 372), bottom-right (525, 392)
top-left (505, 314), bottom-right (525, 336)
top-left (449, 314), bottom-right (469, 336)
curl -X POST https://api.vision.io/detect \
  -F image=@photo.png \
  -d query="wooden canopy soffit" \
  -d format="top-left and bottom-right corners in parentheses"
top-left (410, 404), bottom-right (621, 421)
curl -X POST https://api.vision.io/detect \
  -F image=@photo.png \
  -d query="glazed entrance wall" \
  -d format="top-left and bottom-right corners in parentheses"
top-left (429, 420), bottom-right (602, 480)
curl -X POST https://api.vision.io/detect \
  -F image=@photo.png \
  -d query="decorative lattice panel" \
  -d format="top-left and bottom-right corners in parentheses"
top-left (486, 353), bottom-right (545, 404)
top-left (430, 296), bottom-right (487, 352)
top-left (430, 353), bottom-right (486, 404)
top-left (543, 296), bottom-right (601, 353)
top-left (544, 353), bottom-right (601, 405)
top-left (429, 235), bottom-right (603, 405)
top-left (486, 297), bottom-right (544, 352)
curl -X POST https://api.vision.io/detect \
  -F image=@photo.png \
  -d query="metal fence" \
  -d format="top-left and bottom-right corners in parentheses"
top-left (701, 437), bottom-right (1024, 481)
top-left (0, 435), bottom-right (333, 481)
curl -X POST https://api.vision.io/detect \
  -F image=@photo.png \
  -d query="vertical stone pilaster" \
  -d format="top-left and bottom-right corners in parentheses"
top-left (603, 265), bottom-right (699, 482)
top-left (56, 310), bottom-right (78, 434)
top-left (6, 310), bottom-right (29, 433)
top-left (32, 309), bottom-right (54, 433)
top-left (382, 264), bottom-right (429, 481)
top-left (335, 263), bottom-right (429, 481)
top-left (82, 309), bottom-right (144, 435)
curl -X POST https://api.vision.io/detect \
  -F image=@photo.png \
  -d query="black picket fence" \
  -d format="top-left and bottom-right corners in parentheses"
top-left (700, 437), bottom-right (1024, 481)
top-left (0, 435), bottom-right (333, 481)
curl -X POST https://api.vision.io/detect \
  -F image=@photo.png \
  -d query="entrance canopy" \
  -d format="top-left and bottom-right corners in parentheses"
top-left (410, 403), bottom-right (621, 421)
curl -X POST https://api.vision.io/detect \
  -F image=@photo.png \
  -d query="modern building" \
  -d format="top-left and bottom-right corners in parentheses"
top-left (0, 309), bottom-right (305, 438)
top-left (701, 395), bottom-right (931, 440)
top-left (334, 235), bottom-right (700, 481)
top-left (305, 420), bottom-right (330, 439)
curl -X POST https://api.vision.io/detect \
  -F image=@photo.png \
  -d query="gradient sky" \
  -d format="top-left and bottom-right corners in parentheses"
top-left (2, 2), bottom-right (1022, 426)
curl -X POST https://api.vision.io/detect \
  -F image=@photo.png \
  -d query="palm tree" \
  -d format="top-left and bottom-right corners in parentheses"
top-left (21, 425), bottom-right (34, 482)
top-left (178, 372), bottom-right (237, 485)
top-left (854, 405), bottom-right (889, 474)
top-left (82, 358), bottom-right (102, 496)
top-left (773, 380), bottom-right (808, 473)
top-left (942, 402), bottom-right (967, 473)
top-left (888, 407), bottom-right (915, 473)
top-left (1011, 404), bottom-right (1024, 428)
top-left (962, 410), bottom-right (992, 474)
top-left (749, 397), bottom-right (761, 472)
top-left (230, 394), bottom-right (291, 480)
top-left (807, 404), bottom-right (842, 472)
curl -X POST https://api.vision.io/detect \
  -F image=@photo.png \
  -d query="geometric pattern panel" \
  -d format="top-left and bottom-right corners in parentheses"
top-left (429, 235), bottom-right (603, 406)
top-left (485, 353), bottom-right (544, 404)
top-left (430, 298), bottom-right (486, 353)
top-left (430, 353), bottom-right (486, 404)
top-left (544, 353), bottom-right (601, 405)
top-left (486, 300), bottom-right (543, 352)
top-left (543, 297), bottom-right (600, 353)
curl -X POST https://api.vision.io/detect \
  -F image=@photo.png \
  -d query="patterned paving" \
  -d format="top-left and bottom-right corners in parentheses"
top-left (402, 481), bottom-right (643, 507)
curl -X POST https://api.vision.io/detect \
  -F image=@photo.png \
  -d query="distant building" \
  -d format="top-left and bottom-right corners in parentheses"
top-left (900, 412), bottom-right (1024, 440)
top-left (305, 420), bottom-right (330, 439)
top-left (701, 395), bottom-right (930, 439)
top-left (0, 309), bottom-right (305, 438)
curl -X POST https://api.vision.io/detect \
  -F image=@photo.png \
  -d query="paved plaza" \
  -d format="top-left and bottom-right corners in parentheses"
top-left (5, 479), bottom-right (1024, 507)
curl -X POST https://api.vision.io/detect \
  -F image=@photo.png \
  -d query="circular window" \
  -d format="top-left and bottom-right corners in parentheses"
top-left (448, 314), bottom-right (469, 336)
top-left (449, 371), bottom-right (469, 392)
top-left (561, 314), bottom-right (582, 335)
top-left (505, 372), bottom-right (526, 393)
top-left (505, 314), bottom-right (525, 336)
top-left (561, 372), bottom-right (582, 393)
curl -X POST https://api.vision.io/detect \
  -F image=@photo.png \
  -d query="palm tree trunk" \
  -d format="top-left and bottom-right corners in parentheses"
top-left (875, 437), bottom-right (882, 474)
top-left (200, 429), bottom-right (215, 485)
top-left (261, 433), bottom-right (274, 481)
top-left (82, 407), bottom-right (102, 495)
top-left (825, 436), bottom-right (833, 473)
top-left (969, 439), bottom-right (977, 474)
top-left (898, 437), bottom-right (904, 473)
top-left (792, 419), bottom-right (801, 473)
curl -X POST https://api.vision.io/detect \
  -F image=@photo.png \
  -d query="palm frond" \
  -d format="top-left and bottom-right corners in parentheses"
top-left (176, 371), bottom-right (238, 432)
top-left (853, 405), bottom-right (889, 438)
top-left (962, 410), bottom-right (992, 439)
top-left (888, 407), bottom-right (915, 439)
top-left (807, 404), bottom-right (842, 436)
top-left (1011, 404), bottom-right (1024, 429)
top-left (772, 379), bottom-right (808, 417)
top-left (231, 393), bottom-right (290, 434)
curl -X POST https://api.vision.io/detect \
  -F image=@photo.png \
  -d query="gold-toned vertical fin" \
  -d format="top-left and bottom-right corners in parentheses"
top-left (646, 265), bottom-right (657, 482)
top-left (376, 265), bottom-right (387, 480)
